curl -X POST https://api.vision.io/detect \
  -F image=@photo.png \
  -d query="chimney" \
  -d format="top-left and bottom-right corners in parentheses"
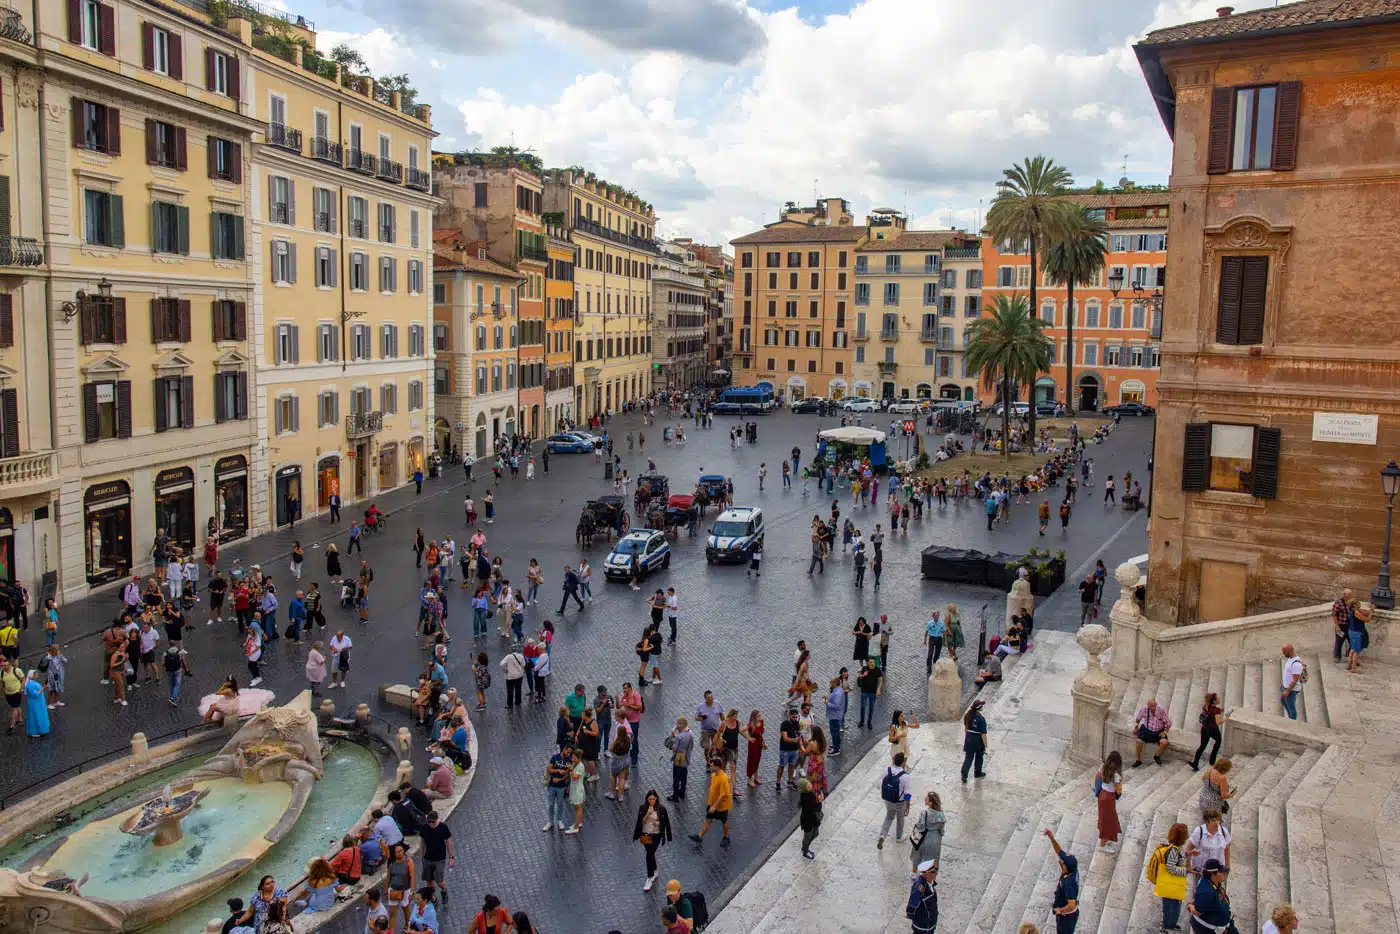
top-left (1216, 6), bottom-right (1233, 16)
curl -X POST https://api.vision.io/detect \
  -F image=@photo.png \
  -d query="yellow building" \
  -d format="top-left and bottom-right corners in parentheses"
top-left (852, 219), bottom-right (980, 401)
top-left (652, 240), bottom-right (708, 391)
top-left (432, 231), bottom-right (524, 458)
top-left (242, 16), bottom-right (438, 526)
top-left (544, 222), bottom-right (576, 432)
top-left (542, 169), bottom-right (656, 418)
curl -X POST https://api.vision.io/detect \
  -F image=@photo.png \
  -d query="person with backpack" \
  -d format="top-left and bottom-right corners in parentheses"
top-left (663, 881), bottom-right (704, 930)
top-left (1147, 822), bottom-right (1189, 932)
top-left (906, 859), bottom-right (938, 934)
top-left (876, 752), bottom-right (911, 850)
top-left (1281, 643), bottom-right (1306, 716)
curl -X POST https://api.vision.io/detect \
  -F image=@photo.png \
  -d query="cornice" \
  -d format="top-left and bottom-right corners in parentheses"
top-left (254, 143), bottom-right (442, 208)
top-left (246, 50), bottom-right (436, 140)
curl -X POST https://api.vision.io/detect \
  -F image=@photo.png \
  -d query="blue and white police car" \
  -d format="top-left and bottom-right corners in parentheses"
top-left (604, 529), bottom-right (672, 581)
top-left (705, 507), bottom-right (765, 564)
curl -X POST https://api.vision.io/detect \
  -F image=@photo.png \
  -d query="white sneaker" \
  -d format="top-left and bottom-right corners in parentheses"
top-left (651, 678), bottom-right (663, 685)
top-left (542, 824), bottom-right (554, 832)
top-left (643, 875), bottom-right (655, 892)
top-left (564, 826), bottom-right (580, 835)
top-left (120, 700), bottom-right (128, 706)
top-left (558, 822), bottom-right (568, 831)
top-left (250, 677), bottom-right (263, 686)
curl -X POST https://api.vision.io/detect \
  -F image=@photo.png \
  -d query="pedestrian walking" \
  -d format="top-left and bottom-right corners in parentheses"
top-left (1059, 498), bottom-right (1072, 530)
top-left (688, 758), bottom-right (733, 849)
top-left (414, 529), bottom-right (426, 569)
top-left (1104, 475), bottom-right (1116, 504)
top-left (328, 630), bottom-right (352, 689)
top-left (348, 521), bottom-right (363, 555)
top-left (876, 752), bottom-right (911, 849)
top-left (500, 648), bottom-right (525, 709)
top-left (1038, 500), bottom-right (1050, 535)
top-left (748, 537), bottom-right (762, 578)
top-left (43, 646), bottom-right (66, 708)
top-left (1190, 692), bottom-right (1224, 770)
top-left (633, 790), bottom-right (674, 891)
top-left (797, 776), bottom-right (823, 859)
top-left (1096, 751), bottom-right (1123, 852)
top-left (1078, 572), bottom-right (1098, 626)
top-left (1280, 643), bottom-right (1307, 718)
top-left (923, 613), bottom-right (945, 674)
top-left (825, 680), bottom-right (844, 757)
top-left (856, 657), bottom-right (880, 729)
top-left (244, 624), bottom-right (263, 686)
top-left (1348, 604), bottom-right (1372, 672)
top-left (305, 641), bottom-right (326, 696)
top-left (1263, 904), bottom-right (1299, 934)
top-left (1187, 859), bottom-right (1234, 934)
top-left (853, 545), bottom-right (866, 588)
top-left (1332, 587), bottom-right (1356, 662)
top-left (484, 489), bottom-right (495, 524)
top-left (1199, 756), bottom-right (1232, 815)
top-left (290, 541), bottom-right (304, 582)
top-left (807, 532), bottom-right (825, 575)
top-left (906, 860), bottom-right (939, 934)
top-left (666, 717), bottom-right (694, 801)
top-left (909, 791), bottom-right (946, 873)
top-left (620, 681), bottom-right (644, 766)
top-left (325, 543), bottom-right (342, 583)
top-left (960, 698), bottom-right (988, 782)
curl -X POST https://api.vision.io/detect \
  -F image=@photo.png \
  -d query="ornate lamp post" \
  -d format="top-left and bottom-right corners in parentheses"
top-left (1373, 459), bottom-right (1400, 610)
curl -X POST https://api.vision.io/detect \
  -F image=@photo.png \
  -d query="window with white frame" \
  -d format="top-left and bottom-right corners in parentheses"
top-left (408, 324), bottom-right (425, 357)
top-left (274, 322), bottom-right (298, 364)
top-left (1083, 343), bottom-right (1098, 366)
top-left (378, 133), bottom-right (391, 162)
top-left (1129, 345), bottom-right (1145, 367)
top-left (407, 259), bottom-right (422, 294)
top-left (380, 323), bottom-right (398, 358)
top-left (1109, 302), bottom-right (1124, 329)
top-left (409, 209), bottom-right (420, 248)
top-left (491, 364), bottom-right (501, 392)
top-left (80, 0), bottom-right (100, 49)
top-left (1085, 301), bottom-right (1101, 328)
top-left (317, 390), bottom-right (339, 427)
top-left (506, 362), bottom-right (516, 390)
top-left (313, 187), bottom-right (336, 233)
top-left (997, 266), bottom-right (1014, 288)
top-left (1040, 301), bottom-right (1054, 326)
top-left (408, 145), bottom-right (419, 171)
top-left (150, 25), bottom-right (170, 74)
top-left (1131, 303), bottom-right (1147, 329)
top-left (315, 246), bottom-right (336, 288)
top-left (475, 366), bottom-right (487, 395)
top-left (273, 393), bottom-right (298, 434)
top-left (347, 196), bottom-right (367, 238)
top-left (270, 239), bottom-right (294, 283)
top-left (351, 324), bottom-right (371, 360)
top-left (211, 50), bottom-right (230, 95)
top-left (349, 251), bottom-right (368, 291)
top-left (1104, 345), bottom-right (1121, 366)
top-left (1015, 266), bottom-right (1031, 288)
top-left (379, 256), bottom-right (396, 292)
top-left (317, 323), bottom-right (339, 362)
top-left (378, 203), bottom-right (396, 243)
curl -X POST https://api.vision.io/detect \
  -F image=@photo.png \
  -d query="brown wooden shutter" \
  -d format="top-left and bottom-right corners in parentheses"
top-left (204, 47), bottom-right (216, 91)
top-left (115, 380), bottom-right (132, 437)
top-left (97, 3), bottom-right (114, 55)
top-left (153, 377), bottom-right (168, 432)
top-left (0, 389), bottom-right (17, 458)
top-left (83, 382), bottom-right (100, 442)
top-left (106, 107), bottom-right (121, 155)
top-left (1251, 426), bottom-right (1281, 499)
top-left (174, 127), bottom-right (187, 170)
top-left (207, 136), bottom-right (218, 178)
top-left (1271, 81), bottom-right (1302, 172)
top-left (235, 372), bottom-right (247, 419)
top-left (178, 299), bottom-right (191, 341)
top-left (71, 98), bottom-right (84, 149)
top-left (230, 142), bottom-right (242, 184)
top-left (180, 374), bottom-right (194, 428)
top-left (141, 22), bottom-right (154, 70)
top-left (1238, 255), bottom-right (1269, 345)
top-left (144, 118), bottom-right (157, 164)
top-left (233, 301), bottom-right (247, 340)
top-left (214, 372), bottom-right (226, 423)
top-left (0, 294), bottom-right (12, 348)
top-left (112, 296), bottom-right (127, 343)
top-left (227, 55), bottom-right (240, 101)
top-left (168, 33), bottom-right (183, 79)
top-left (1215, 256), bottom-right (1243, 344)
top-left (149, 298), bottom-right (161, 342)
top-left (211, 300), bottom-right (224, 341)
top-left (1207, 86), bottom-right (1233, 175)
top-left (67, 0), bottom-right (82, 43)
top-left (1182, 423), bottom-right (1211, 491)
top-left (79, 301), bottom-right (93, 345)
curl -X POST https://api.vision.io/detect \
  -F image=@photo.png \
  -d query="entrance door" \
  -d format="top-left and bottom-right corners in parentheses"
top-left (881, 381), bottom-right (895, 400)
top-left (355, 443), bottom-right (371, 497)
top-left (1078, 379), bottom-right (1099, 411)
top-left (317, 460), bottom-right (340, 508)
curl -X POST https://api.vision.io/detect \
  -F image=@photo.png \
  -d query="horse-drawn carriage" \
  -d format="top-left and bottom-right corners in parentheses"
top-left (577, 496), bottom-right (629, 546)
top-left (695, 474), bottom-right (730, 515)
top-left (662, 494), bottom-right (695, 537)
top-left (634, 473), bottom-right (670, 515)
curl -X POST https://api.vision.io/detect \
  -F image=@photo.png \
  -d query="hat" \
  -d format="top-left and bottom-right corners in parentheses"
top-left (429, 756), bottom-right (444, 765)
top-left (917, 859), bottom-right (937, 873)
top-left (971, 698), bottom-right (985, 710)
top-left (1202, 858), bottom-right (1229, 874)
top-left (665, 880), bottom-right (680, 894)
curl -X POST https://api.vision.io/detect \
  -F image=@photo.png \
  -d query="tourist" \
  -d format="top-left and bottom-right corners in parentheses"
top-left (325, 542), bottom-right (343, 584)
top-left (578, 558), bottom-right (593, 602)
top-left (526, 559), bottom-right (543, 606)
top-left (807, 530), bottom-right (824, 576)
top-left (261, 901), bottom-right (294, 934)
top-left (1059, 498), bottom-right (1072, 531)
top-left (296, 858), bottom-right (337, 914)
top-left (888, 710), bottom-right (917, 769)
top-left (1187, 859), bottom-right (1234, 934)
top-left (688, 757), bottom-right (732, 849)
top-left (1104, 474), bottom-right (1116, 504)
top-left (1132, 697), bottom-right (1171, 766)
top-left (424, 757), bottom-right (454, 801)
top-left (470, 895), bottom-right (512, 934)
top-left (1281, 643), bottom-right (1307, 717)
top-left (1096, 751), bottom-right (1123, 853)
top-left (329, 834), bottom-right (362, 887)
top-left (512, 911), bottom-right (536, 934)
top-left (532, 646), bottom-right (551, 704)
top-left (852, 615), bottom-right (872, 665)
top-left (384, 842), bottom-right (416, 931)
top-left (544, 742), bottom-right (572, 832)
top-left (1044, 828), bottom-right (1079, 932)
top-left (329, 630), bottom-right (352, 689)
top-left (923, 612), bottom-right (945, 674)
top-left (665, 587), bottom-right (680, 643)
top-left (664, 716), bottom-right (693, 801)
top-left (500, 648), bottom-right (525, 709)
top-left (775, 708), bottom-right (802, 788)
top-left (1184, 808), bottom-right (1231, 893)
top-left (961, 699), bottom-right (988, 782)
top-left (877, 751), bottom-right (911, 849)
top-left (1333, 588), bottom-right (1356, 662)
top-left (406, 888), bottom-right (438, 934)
top-left (290, 540), bottom-right (305, 583)
top-left (1150, 822), bottom-right (1189, 932)
top-left (418, 811), bottom-right (454, 904)
top-left (1078, 572), bottom-right (1098, 626)
top-left (856, 658), bottom-right (881, 729)
top-left (664, 880), bottom-right (695, 927)
top-left (1189, 692), bottom-right (1224, 770)
top-left (909, 790), bottom-right (946, 874)
top-left (43, 645), bottom-right (65, 709)
top-left (634, 788), bottom-right (674, 891)
top-left (288, 590), bottom-right (307, 644)
top-left (805, 725), bottom-right (828, 795)
top-left (242, 875), bottom-right (287, 931)
top-left (1263, 903), bottom-right (1299, 934)
top-left (621, 681), bottom-right (645, 766)
top-left (1093, 560), bottom-right (1107, 607)
top-left (797, 776), bottom-right (823, 860)
top-left (1199, 756), bottom-right (1233, 815)
top-left (22, 670), bottom-right (48, 737)
top-left (1038, 499), bottom-right (1050, 535)
top-left (906, 860), bottom-right (938, 934)
top-left (607, 717), bottom-right (632, 800)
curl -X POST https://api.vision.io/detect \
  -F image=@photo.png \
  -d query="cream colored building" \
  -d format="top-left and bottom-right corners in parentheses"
top-left (543, 169), bottom-right (655, 418)
top-left (939, 239), bottom-right (982, 402)
top-left (652, 240), bottom-right (707, 391)
top-left (243, 17), bottom-right (438, 527)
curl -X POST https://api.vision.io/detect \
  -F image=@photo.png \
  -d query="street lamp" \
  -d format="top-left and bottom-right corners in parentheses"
top-left (1373, 459), bottom-right (1400, 610)
top-left (1106, 267), bottom-right (1125, 296)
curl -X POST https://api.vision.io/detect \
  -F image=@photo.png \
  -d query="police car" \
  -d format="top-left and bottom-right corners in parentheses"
top-left (604, 529), bottom-right (672, 580)
top-left (705, 507), bottom-right (765, 564)
top-left (545, 433), bottom-right (593, 454)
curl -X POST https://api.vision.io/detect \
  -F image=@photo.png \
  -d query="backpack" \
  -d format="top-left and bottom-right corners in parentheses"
top-left (1145, 844), bottom-right (1169, 883)
top-left (37, 655), bottom-right (50, 672)
top-left (683, 891), bottom-right (709, 930)
top-left (881, 767), bottom-right (903, 803)
top-left (1298, 661), bottom-right (1309, 684)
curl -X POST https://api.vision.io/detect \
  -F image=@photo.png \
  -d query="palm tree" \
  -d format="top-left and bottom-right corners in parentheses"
top-left (986, 156), bottom-right (1074, 440)
top-left (965, 294), bottom-right (1052, 459)
top-left (1042, 208), bottom-right (1109, 415)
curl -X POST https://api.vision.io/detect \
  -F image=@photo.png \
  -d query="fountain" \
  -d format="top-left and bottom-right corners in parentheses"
top-left (0, 692), bottom-right (332, 933)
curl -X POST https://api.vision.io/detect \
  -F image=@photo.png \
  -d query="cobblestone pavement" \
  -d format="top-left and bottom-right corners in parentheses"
top-left (0, 410), bottom-right (1151, 934)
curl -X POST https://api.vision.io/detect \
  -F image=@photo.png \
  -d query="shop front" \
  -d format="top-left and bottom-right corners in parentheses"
top-left (317, 456), bottom-right (341, 510)
top-left (0, 508), bottom-right (14, 581)
top-left (85, 480), bottom-right (132, 586)
top-left (407, 438), bottom-right (425, 476)
top-left (153, 467), bottom-right (196, 557)
top-left (274, 465), bottom-right (302, 528)
top-left (378, 442), bottom-right (399, 490)
top-left (435, 418), bottom-right (452, 459)
top-left (214, 455), bottom-right (249, 542)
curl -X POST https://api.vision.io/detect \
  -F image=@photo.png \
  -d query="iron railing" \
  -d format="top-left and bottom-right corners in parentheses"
top-left (0, 237), bottom-right (43, 267)
top-left (405, 167), bottom-right (431, 191)
top-left (347, 149), bottom-right (376, 175)
top-left (267, 122), bottom-right (302, 154)
top-left (346, 411), bottom-right (384, 437)
top-left (311, 136), bottom-right (342, 166)
top-left (0, 7), bottom-right (32, 43)
top-left (572, 217), bottom-right (658, 253)
top-left (376, 159), bottom-right (403, 184)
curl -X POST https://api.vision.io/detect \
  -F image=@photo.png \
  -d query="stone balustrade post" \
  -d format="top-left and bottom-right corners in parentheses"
top-left (1006, 577), bottom-right (1034, 637)
top-left (396, 727), bottom-right (412, 759)
top-left (927, 657), bottom-right (962, 721)
top-left (1107, 561), bottom-right (1145, 679)
top-left (131, 732), bottom-right (149, 760)
top-left (1071, 624), bottom-right (1114, 765)
top-left (355, 703), bottom-right (371, 729)
top-left (395, 759), bottom-right (414, 788)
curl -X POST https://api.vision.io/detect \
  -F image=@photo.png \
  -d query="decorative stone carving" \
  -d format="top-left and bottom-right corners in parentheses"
top-left (1111, 562), bottom-right (1142, 625)
top-left (1070, 623), bottom-right (1115, 764)
top-left (927, 657), bottom-right (962, 721)
top-left (14, 68), bottom-right (39, 110)
top-left (1006, 576), bottom-right (1035, 633)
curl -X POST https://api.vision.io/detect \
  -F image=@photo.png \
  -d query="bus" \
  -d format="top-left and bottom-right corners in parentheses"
top-left (712, 385), bottom-right (776, 414)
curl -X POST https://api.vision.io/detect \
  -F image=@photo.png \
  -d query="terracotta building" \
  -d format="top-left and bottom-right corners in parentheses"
top-left (1137, 0), bottom-right (1400, 622)
top-left (730, 198), bottom-right (864, 399)
top-left (978, 191), bottom-right (1166, 410)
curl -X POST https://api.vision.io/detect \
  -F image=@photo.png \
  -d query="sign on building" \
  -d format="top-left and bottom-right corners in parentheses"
top-left (1311, 412), bottom-right (1379, 445)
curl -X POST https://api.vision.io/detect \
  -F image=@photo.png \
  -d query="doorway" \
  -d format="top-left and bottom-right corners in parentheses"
top-left (274, 466), bottom-right (302, 527)
top-left (1078, 376), bottom-right (1099, 412)
top-left (317, 456), bottom-right (341, 509)
top-left (354, 443), bottom-right (371, 498)
top-left (378, 443), bottom-right (399, 490)
top-left (881, 381), bottom-right (895, 400)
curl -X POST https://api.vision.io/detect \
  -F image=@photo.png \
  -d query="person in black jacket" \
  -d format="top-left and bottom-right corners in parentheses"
top-left (798, 777), bottom-right (823, 859)
top-left (631, 789), bottom-right (673, 892)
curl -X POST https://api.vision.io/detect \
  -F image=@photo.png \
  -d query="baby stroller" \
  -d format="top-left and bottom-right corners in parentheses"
top-left (340, 579), bottom-right (357, 609)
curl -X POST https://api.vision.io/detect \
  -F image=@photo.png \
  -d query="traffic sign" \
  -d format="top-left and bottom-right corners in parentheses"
top-left (902, 419), bottom-right (916, 434)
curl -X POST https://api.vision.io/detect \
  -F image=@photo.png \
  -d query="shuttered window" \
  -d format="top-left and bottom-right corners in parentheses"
top-left (149, 297), bottom-right (190, 342)
top-left (82, 380), bottom-right (131, 442)
top-left (211, 300), bottom-right (246, 341)
top-left (1215, 255), bottom-right (1268, 345)
top-left (1207, 82), bottom-right (1301, 174)
top-left (1181, 422), bottom-right (1280, 499)
top-left (153, 375), bottom-right (193, 432)
top-left (213, 371), bottom-right (247, 423)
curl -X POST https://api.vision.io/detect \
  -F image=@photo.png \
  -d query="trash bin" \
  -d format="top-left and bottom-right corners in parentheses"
top-left (604, 461), bottom-right (614, 480)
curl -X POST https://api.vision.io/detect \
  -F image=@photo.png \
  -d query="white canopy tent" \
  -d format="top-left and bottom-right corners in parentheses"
top-left (819, 426), bottom-right (887, 445)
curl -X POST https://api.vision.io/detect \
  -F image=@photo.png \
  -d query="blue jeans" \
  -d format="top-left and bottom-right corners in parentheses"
top-left (859, 691), bottom-right (877, 727)
top-left (580, 581), bottom-right (592, 600)
top-left (511, 616), bottom-right (524, 642)
top-left (289, 616), bottom-right (303, 642)
top-left (44, 629), bottom-right (56, 646)
top-left (527, 583), bottom-right (539, 603)
top-left (167, 669), bottom-right (182, 702)
top-left (829, 718), bottom-right (843, 753)
top-left (1282, 690), bottom-right (1299, 720)
top-left (546, 786), bottom-right (567, 826)
top-left (1161, 898), bottom-right (1181, 929)
top-left (262, 611), bottom-right (278, 641)
top-left (473, 609), bottom-right (487, 637)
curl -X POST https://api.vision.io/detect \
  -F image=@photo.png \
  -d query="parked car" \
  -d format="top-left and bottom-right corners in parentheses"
top-left (546, 433), bottom-right (593, 454)
top-left (1035, 401), bottom-right (1060, 417)
top-left (1104, 402), bottom-right (1156, 417)
top-left (791, 397), bottom-right (828, 414)
top-left (887, 400), bottom-right (924, 415)
top-left (991, 402), bottom-right (1030, 416)
top-left (604, 529), bottom-right (672, 580)
top-left (844, 398), bottom-right (879, 413)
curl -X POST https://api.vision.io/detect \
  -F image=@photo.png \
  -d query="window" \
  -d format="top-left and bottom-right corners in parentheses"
top-left (1085, 301), bottom-right (1101, 328)
top-left (317, 323), bottom-right (339, 362)
top-left (211, 371), bottom-right (246, 423)
top-left (150, 201), bottom-right (189, 254)
top-left (433, 283), bottom-right (446, 304)
top-left (409, 380), bottom-right (423, 411)
top-left (1182, 422), bottom-right (1280, 498)
top-left (1233, 86), bottom-right (1276, 170)
top-left (269, 175), bottom-right (293, 225)
top-left (408, 259), bottom-right (423, 294)
top-left (968, 269), bottom-right (982, 289)
top-left (964, 295), bottom-right (980, 318)
top-left (153, 375), bottom-right (193, 432)
top-left (788, 272), bottom-right (798, 290)
top-left (1016, 266), bottom-right (1031, 288)
top-left (1209, 82), bottom-right (1300, 174)
top-left (785, 301), bottom-right (797, 318)
top-left (808, 251), bottom-right (820, 267)
top-left (378, 203), bottom-right (396, 243)
top-left (1129, 345), bottom-right (1145, 368)
top-left (432, 323), bottom-right (448, 352)
top-left (1110, 234), bottom-right (1130, 253)
top-left (347, 197), bottom-right (367, 238)
top-left (313, 187), bottom-right (336, 233)
top-left (885, 255), bottom-right (900, 274)
top-left (208, 138), bottom-right (240, 183)
top-left (491, 364), bottom-right (502, 392)
top-left (409, 209), bottom-right (420, 249)
top-left (1040, 302), bottom-right (1054, 326)
top-left (149, 298), bottom-right (189, 342)
top-left (767, 273), bottom-right (777, 289)
top-left (378, 133), bottom-right (391, 163)
top-left (1130, 303), bottom-right (1146, 330)
top-left (210, 211), bottom-right (243, 260)
top-left (997, 266), bottom-right (1014, 288)
top-left (380, 383), bottom-right (397, 414)
top-left (314, 246), bottom-right (337, 288)
top-left (379, 256), bottom-right (397, 293)
top-left (809, 272), bottom-right (819, 290)
top-left (883, 283), bottom-right (898, 305)
top-left (351, 324), bottom-right (371, 360)
top-left (83, 189), bottom-right (124, 247)
top-left (270, 239), bottom-right (295, 283)
top-left (74, 99), bottom-right (120, 154)
top-left (146, 119), bottom-right (186, 169)
top-left (317, 390), bottom-right (339, 428)
top-left (924, 348), bottom-right (935, 366)
top-left (207, 49), bottom-right (232, 96)
top-left (923, 283), bottom-right (938, 307)
top-left (855, 256), bottom-right (868, 274)
top-left (474, 182), bottom-right (487, 208)
top-left (855, 346), bottom-right (865, 363)
top-left (78, 0), bottom-right (103, 50)
top-left (1082, 343), bottom-right (1097, 366)
top-left (787, 251), bottom-right (801, 267)
top-left (273, 322), bottom-right (299, 363)
top-left (1105, 345), bottom-right (1121, 366)
top-left (349, 251), bottom-right (368, 291)
top-left (211, 300), bottom-right (244, 342)
top-left (805, 330), bottom-right (821, 348)
top-left (1216, 255), bottom-right (1268, 345)
top-left (273, 393), bottom-right (298, 435)
top-left (380, 324), bottom-right (398, 359)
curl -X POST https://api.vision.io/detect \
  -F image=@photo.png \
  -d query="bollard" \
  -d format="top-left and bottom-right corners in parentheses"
top-left (927, 658), bottom-right (962, 721)
top-left (319, 698), bottom-right (337, 723)
top-left (131, 732), bottom-right (149, 760)
top-left (355, 703), bottom-right (371, 729)
top-left (205, 919), bottom-right (225, 934)
top-left (396, 727), bottom-right (412, 759)
top-left (395, 759), bottom-right (414, 788)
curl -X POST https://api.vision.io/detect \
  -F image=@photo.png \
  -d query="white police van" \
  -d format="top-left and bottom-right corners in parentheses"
top-left (705, 507), bottom-right (764, 564)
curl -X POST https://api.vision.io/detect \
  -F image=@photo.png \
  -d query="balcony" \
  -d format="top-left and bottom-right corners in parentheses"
top-left (267, 123), bottom-right (302, 155)
top-left (348, 149), bottom-right (377, 176)
top-left (919, 328), bottom-right (939, 343)
top-left (345, 411), bottom-right (384, 438)
top-left (0, 452), bottom-right (59, 496)
top-left (0, 237), bottom-right (43, 268)
top-left (937, 339), bottom-right (956, 352)
top-left (877, 361), bottom-right (898, 375)
top-left (406, 167), bottom-right (431, 191)
top-left (572, 216), bottom-right (659, 254)
top-left (376, 159), bottom-right (403, 184)
top-left (0, 7), bottom-right (32, 43)
top-left (880, 327), bottom-right (899, 341)
top-left (853, 329), bottom-right (870, 342)
top-left (520, 245), bottom-right (549, 263)
top-left (944, 246), bottom-right (981, 259)
top-left (311, 137), bottom-right (343, 166)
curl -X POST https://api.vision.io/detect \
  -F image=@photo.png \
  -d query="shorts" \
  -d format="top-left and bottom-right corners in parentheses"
top-left (610, 756), bottom-right (630, 776)
top-left (706, 808), bottom-right (729, 822)
top-left (4, 691), bottom-right (20, 709)
top-left (779, 749), bottom-right (799, 767)
top-left (421, 859), bottom-right (447, 884)
top-left (1137, 726), bottom-right (1164, 745)
top-left (140, 650), bottom-right (156, 665)
top-left (387, 890), bottom-right (410, 908)
top-left (210, 594), bottom-right (225, 609)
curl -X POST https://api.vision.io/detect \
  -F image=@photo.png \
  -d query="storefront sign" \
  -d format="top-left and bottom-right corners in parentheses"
top-left (215, 454), bottom-right (248, 477)
top-left (85, 480), bottom-right (130, 506)
top-left (1312, 412), bottom-right (1378, 445)
top-left (277, 465), bottom-right (302, 479)
top-left (95, 383), bottom-right (115, 404)
top-left (154, 466), bottom-right (194, 492)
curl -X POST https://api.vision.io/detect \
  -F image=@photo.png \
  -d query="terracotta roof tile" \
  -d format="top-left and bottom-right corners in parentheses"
top-left (1102, 217), bottom-right (1170, 229)
top-left (432, 250), bottom-right (521, 279)
top-left (1059, 191), bottom-right (1171, 208)
top-left (1140, 0), bottom-right (1400, 47)
top-left (730, 223), bottom-right (866, 245)
top-left (857, 230), bottom-right (977, 252)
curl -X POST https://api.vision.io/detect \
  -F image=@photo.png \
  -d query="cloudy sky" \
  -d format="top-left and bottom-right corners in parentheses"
top-left (296, 0), bottom-right (1276, 245)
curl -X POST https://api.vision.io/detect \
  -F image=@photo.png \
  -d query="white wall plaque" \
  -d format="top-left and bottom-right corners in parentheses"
top-left (1312, 412), bottom-right (1378, 445)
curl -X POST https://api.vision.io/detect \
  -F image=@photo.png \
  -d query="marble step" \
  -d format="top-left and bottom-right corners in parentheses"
top-left (1257, 747), bottom-right (1322, 926)
top-left (1226, 751), bottom-right (1300, 934)
top-left (1224, 662), bottom-right (1245, 712)
top-left (1116, 675), bottom-right (1143, 720)
top-left (1285, 743), bottom-right (1351, 934)
top-left (1312, 654), bottom-right (1360, 733)
top-left (1110, 763), bottom-right (1205, 933)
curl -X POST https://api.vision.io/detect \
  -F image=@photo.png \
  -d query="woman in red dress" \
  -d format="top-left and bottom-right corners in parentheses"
top-left (1096, 750), bottom-right (1124, 852)
top-left (742, 710), bottom-right (767, 787)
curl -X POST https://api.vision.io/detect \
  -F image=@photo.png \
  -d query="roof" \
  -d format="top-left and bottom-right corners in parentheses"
top-left (718, 506), bottom-right (760, 516)
top-left (432, 251), bottom-right (521, 279)
top-left (1102, 217), bottom-right (1169, 229)
top-left (1061, 191), bottom-right (1170, 208)
top-left (857, 230), bottom-right (977, 253)
top-left (730, 223), bottom-right (866, 246)
top-left (1135, 0), bottom-right (1400, 135)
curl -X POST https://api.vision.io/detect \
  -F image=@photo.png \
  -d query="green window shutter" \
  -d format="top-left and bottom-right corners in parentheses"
top-left (233, 216), bottom-right (245, 260)
top-left (177, 205), bottom-right (190, 254)
top-left (110, 194), bottom-right (124, 247)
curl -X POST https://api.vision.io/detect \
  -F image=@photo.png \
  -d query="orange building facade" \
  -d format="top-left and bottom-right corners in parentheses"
top-left (978, 191), bottom-right (1167, 410)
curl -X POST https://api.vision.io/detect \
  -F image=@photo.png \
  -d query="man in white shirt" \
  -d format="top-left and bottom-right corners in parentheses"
top-left (499, 649), bottom-right (526, 708)
top-left (328, 631), bottom-right (352, 689)
top-left (665, 587), bottom-right (680, 644)
top-left (440, 538), bottom-right (456, 583)
top-left (1280, 643), bottom-right (1305, 720)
